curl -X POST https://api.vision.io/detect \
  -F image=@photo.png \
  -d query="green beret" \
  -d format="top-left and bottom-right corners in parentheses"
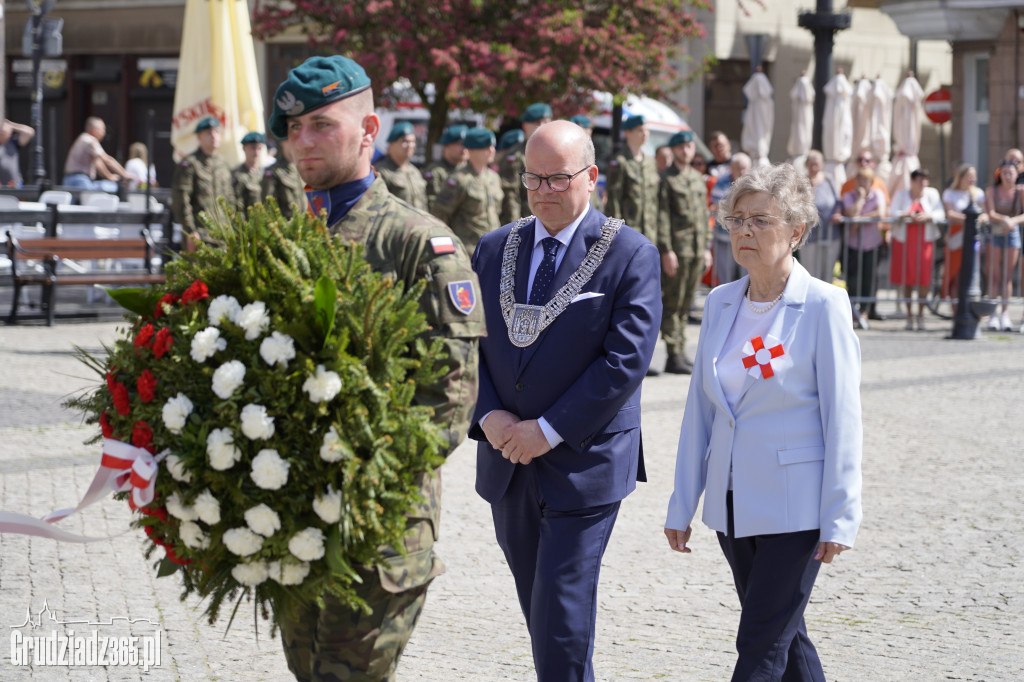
top-left (521, 103), bottom-right (552, 123)
top-left (622, 114), bottom-right (646, 131)
top-left (241, 131), bottom-right (266, 145)
top-left (387, 121), bottom-right (414, 143)
top-left (668, 130), bottom-right (694, 147)
top-left (498, 129), bottom-right (525, 151)
top-left (268, 55), bottom-right (372, 139)
top-left (570, 114), bottom-right (592, 129)
top-left (464, 128), bottom-right (496, 150)
top-left (439, 124), bottom-right (468, 146)
top-left (195, 117), bottom-right (220, 134)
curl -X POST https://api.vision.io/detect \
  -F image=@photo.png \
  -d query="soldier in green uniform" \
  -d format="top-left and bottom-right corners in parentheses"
top-left (604, 114), bottom-right (660, 246)
top-left (497, 128), bottom-right (524, 154)
top-left (422, 124), bottom-right (467, 212)
top-left (497, 102), bottom-right (551, 225)
top-left (430, 127), bottom-right (502, 253)
top-left (374, 121), bottom-right (428, 210)
top-left (261, 136), bottom-right (307, 219)
top-left (571, 114), bottom-right (603, 211)
top-left (231, 131), bottom-right (265, 213)
top-left (657, 129), bottom-right (711, 374)
top-left (171, 116), bottom-right (236, 249)
top-left (269, 54), bottom-right (484, 682)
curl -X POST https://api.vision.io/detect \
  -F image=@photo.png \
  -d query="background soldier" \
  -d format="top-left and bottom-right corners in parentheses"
top-left (171, 116), bottom-right (235, 249)
top-left (430, 128), bottom-right (502, 253)
top-left (268, 54), bottom-right (483, 681)
top-left (571, 114), bottom-right (603, 210)
top-left (423, 124), bottom-right (468, 212)
top-left (497, 128), bottom-right (524, 155)
top-left (232, 131), bottom-right (265, 213)
top-left (605, 114), bottom-right (660, 245)
top-left (375, 121), bottom-right (428, 210)
top-left (261, 136), bottom-right (306, 219)
top-left (497, 102), bottom-right (551, 224)
top-left (658, 130), bottom-right (711, 374)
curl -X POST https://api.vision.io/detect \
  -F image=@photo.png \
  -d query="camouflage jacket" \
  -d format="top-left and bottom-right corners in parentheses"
top-left (496, 141), bottom-right (527, 225)
top-left (605, 151), bottom-right (660, 246)
top-left (658, 164), bottom-right (711, 259)
top-left (261, 158), bottom-right (306, 219)
top-left (231, 163), bottom-right (263, 213)
top-left (374, 155), bottom-right (428, 211)
top-left (171, 148), bottom-right (235, 236)
top-left (423, 157), bottom-right (464, 213)
top-left (430, 165), bottom-right (502, 254)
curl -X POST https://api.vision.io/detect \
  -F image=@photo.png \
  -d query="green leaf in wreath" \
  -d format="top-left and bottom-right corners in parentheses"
top-left (104, 286), bottom-right (165, 317)
top-left (156, 556), bottom-right (180, 578)
top-left (325, 524), bottom-right (360, 582)
top-left (313, 275), bottom-right (338, 343)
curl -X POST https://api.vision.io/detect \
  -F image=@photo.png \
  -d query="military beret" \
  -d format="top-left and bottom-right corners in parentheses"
top-left (195, 117), bottom-right (220, 133)
top-left (439, 124), bottom-right (468, 146)
top-left (268, 55), bottom-right (372, 139)
top-left (498, 129), bottom-right (525, 151)
top-left (622, 114), bottom-right (646, 131)
top-left (387, 121), bottom-right (415, 143)
top-left (668, 130), bottom-right (694, 147)
top-left (570, 114), bottom-right (592, 129)
top-left (521, 103), bottom-right (552, 123)
top-left (464, 128), bottom-right (496, 150)
top-left (241, 131), bottom-right (266, 145)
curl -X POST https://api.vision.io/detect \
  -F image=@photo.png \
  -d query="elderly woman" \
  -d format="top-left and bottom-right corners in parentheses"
top-left (665, 163), bottom-right (862, 682)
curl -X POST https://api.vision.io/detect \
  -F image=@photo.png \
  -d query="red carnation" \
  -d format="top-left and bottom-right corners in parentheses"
top-left (152, 328), bottom-right (174, 359)
top-left (105, 370), bottom-right (117, 393)
top-left (154, 293), bottom-right (178, 319)
top-left (99, 411), bottom-right (113, 438)
top-left (131, 420), bottom-right (153, 450)
top-left (164, 546), bottom-right (192, 565)
top-left (137, 369), bottom-right (157, 403)
top-left (181, 280), bottom-right (209, 304)
top-left (134, 323), bottom-right (155, 348)
top-left (110, 382), bottom-right (132, 416)
top-left (139, 505), bottom-right (167, 522)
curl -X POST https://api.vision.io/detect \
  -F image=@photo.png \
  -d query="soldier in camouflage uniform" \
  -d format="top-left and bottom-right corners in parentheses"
top-left (571, 114), bottom-right (603, 211)
top-left (604, 114), bottom-right (660, 246)
top-left (422, 124), bottom-right (467, 213)
top-left (374, 121), bottom-right (428, 211)
top-left (496, 102), bottom-right (551, 225)
top-left (231, 131), bottom-right (265, 213)
top-left (657, 130), bottom-right (711, 374)
top-left (430, 128), bottom-right (502, 253)
top-left (269, 54), bottom-right (484, 682)
top-left (171, 116), bottom-right (235, 249)
top-left (261, 137), bottom-right (307, 219)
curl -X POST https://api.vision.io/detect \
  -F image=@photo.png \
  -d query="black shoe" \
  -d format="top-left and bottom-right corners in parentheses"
top-left (867, 310), bottom-right (887, 321)
top-left (646, 365), bottom-right (662, 377)
top-left (687, 314), bottom-right (702, 325)
top-left (664, 353), bottom-right (693, 375)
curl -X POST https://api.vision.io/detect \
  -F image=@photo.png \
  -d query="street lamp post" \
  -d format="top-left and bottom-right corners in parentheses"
top-left (26, 0), bottom-right (58, 186)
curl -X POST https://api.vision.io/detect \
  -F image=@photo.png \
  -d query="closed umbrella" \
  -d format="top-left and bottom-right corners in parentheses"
top-left (870, 77), bottom-right (895, 186)
top-left (849, 77), bottom-right (873, 177)
top-left (822, 71), bottom-right (853, 188)
top-left (170, 0), bottom-right (265, 167)
top-left (787, 73), bottom-right (814, 167)
top-left (741, 69), bottom-right (774, 167)
top-left (888, 73), bottom-right (924, 197)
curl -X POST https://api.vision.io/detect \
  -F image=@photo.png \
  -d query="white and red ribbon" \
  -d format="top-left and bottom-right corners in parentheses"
top-left (742, 335), bottom-right (786, 379)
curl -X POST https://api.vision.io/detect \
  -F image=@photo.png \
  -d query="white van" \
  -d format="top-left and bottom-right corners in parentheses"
top-left (589, 91), bottom-right (711, 165)
top-left (376, 80), bottom-right (485, 166)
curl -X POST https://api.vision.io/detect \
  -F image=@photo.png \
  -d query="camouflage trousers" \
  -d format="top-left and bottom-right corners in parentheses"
top-left (661, 253), bottom-right (704, 356)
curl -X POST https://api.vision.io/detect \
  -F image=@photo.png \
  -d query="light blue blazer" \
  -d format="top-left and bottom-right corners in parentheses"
top-left (665, 262), bottom-right (863, 547)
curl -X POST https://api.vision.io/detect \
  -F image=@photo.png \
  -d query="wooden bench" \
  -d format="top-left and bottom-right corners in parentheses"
top-left (4, 230), bottom-right (166, 325)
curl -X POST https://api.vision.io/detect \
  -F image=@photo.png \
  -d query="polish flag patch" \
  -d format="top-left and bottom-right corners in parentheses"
top-left (430, 236), bottom-right (456, 254)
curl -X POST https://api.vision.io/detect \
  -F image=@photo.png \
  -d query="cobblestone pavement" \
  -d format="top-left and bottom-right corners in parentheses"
top-left (1, 307), bottom-right (1022, 681)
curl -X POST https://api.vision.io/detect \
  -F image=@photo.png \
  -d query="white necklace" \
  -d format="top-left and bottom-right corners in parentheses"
top-left (746, 284), bottom-right (784, 314)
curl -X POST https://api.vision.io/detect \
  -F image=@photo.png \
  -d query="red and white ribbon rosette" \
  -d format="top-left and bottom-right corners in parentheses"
top-left (741, 334), bottom-right (789, 379)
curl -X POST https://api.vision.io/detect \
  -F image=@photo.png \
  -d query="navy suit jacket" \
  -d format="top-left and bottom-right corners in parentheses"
top-left (469, 208), bottom-right (662, 510)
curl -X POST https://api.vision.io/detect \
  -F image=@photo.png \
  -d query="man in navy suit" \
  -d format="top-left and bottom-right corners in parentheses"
top-left (469, 120), bottom-right (662, 681)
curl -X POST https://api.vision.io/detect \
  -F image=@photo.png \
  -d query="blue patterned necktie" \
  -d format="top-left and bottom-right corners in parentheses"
top-left (529, 237), bottom-right (561, 306)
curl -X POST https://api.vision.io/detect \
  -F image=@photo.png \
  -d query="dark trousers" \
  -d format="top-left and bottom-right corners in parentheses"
top-left (845, 246), bottom-right (878, 315)
top-left (717, 492), bottom-right (825, 682)
top-left (491, 463), bottom-right (620, 682)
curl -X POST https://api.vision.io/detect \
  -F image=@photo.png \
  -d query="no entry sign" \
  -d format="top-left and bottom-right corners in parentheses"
top-left (924, 88), bottom-right (952, 124)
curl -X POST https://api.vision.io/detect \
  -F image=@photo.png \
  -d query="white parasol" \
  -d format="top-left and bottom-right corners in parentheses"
top-left (869, 77), bottom-right (894, 185)
top-left (888, 73), bottom-right (925, 197)
top-left (787, 73), bottom-right (815, 167)
top-left (849, 77), bottom-right (873, 177)
top-left (822, 71), bottom-right (853, 188)
top-left (741, 69), bottom-right (775, 167)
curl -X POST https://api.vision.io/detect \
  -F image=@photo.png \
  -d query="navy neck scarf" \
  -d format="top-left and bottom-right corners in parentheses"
top-left (305, 173), bottom-right (374, 225)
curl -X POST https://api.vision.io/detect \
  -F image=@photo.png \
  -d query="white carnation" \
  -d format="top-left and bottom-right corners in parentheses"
top-left (250, 449), bottom-right (290, 490)
top-left (312, 485), bottom-right (342, 524)
top-left (208, 295), bottom-right (241, 327)
top-left (240, 404), bottom-right (275, 441)
top-left (222, 527), bottom-right (264, 557)
top-left (211, 360), bottom-right (246, 399)
top-left (237, 301), bottom-right (271, 341)
top-left (302, 364), bottom-right (343, 403)
top-left (179, 521), bottom-right (210, 550)
top-left (319, 426), bottom-right (345, 463)
top-left (161, 393), bottom-right (193, 435)
top-left (288, 527), bottom-right (326, 562)
top-left (244, 503), bottom-right (282, 537)
top-left (259, 331), bottom-right (296, 367)
top-left (193, 489), bottom-right (221, 525)
top-left (165, 492), bottom-right (198, 522)
top-left (269, 559), bottom-right (311, 586)
top-left (190, 327), bottom-right (227, 363)
top-left (164, 453), bottom-right (193, 483)
top-left (231, 560), bottom-right (269, 586)
top-left (206, 428), bottom-right (242, 471)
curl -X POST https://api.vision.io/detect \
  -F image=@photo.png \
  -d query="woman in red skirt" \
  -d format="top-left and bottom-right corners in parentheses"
top-left (889, 169), bottom-right (945, 330)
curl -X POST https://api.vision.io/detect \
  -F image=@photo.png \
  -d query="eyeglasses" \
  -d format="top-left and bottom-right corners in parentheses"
top-left (856, 156), bottom-right (872, 164)
top-left (520, 167), bottom-right (590, 192)
top-left (721, 214), bottom-right (784, 233)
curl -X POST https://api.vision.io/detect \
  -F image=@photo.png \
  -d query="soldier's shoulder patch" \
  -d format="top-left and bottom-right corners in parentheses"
top-left (424, 171), bottom-right (433, 179)
top-left (265, 170), bottom-right (274, 178)
top-left (505, 154), bottom-right (516, 162)
top-left (180, 160), bottom-right (192, 168)
top-left (430, 236), bottom-right (457, 254)
top-left (447, 280), bottom-right (477, 315)
top-left (446, 177), bottom-right (458, 187)
top-left (609, 159), bottom-right (619, 167)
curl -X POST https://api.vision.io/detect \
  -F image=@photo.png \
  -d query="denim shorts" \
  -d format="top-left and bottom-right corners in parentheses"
top-left (988, 228), bottom-right (1022, 250)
